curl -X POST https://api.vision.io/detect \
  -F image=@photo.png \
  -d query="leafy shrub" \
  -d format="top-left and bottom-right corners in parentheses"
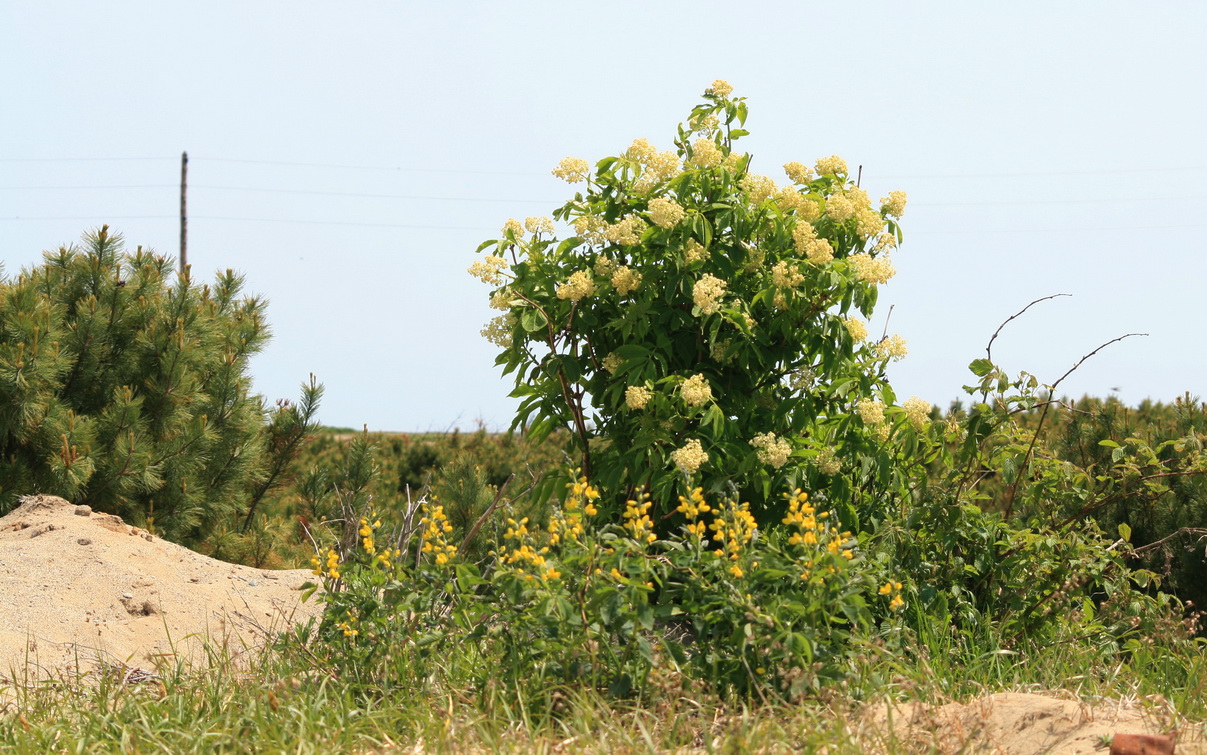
top-left (0, 226), bottom-right (319, 543)
top-left (471, 81), bottom-right (919, 525)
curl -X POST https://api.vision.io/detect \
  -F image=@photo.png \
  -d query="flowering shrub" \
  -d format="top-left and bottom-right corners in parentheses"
top-left (471, 81), bottom-right (931, 525)
top-left (303, 476), bottom-right (904, 700)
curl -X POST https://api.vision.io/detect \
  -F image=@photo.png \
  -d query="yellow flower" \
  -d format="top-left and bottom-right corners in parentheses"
top-left (683, 239), bottom-right (708, 264)
top-left (849, 253), bottom-right (896, 284)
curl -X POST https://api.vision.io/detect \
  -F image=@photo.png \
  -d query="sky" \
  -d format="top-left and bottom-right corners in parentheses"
top-left (3, 2), bottom-right (1206, 431)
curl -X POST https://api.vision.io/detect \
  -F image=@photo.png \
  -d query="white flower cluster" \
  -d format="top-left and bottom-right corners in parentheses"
top-left (874, 334), bottom-right (908, 361)
top-left (480, 313), bottom-right (515, 348)
top-left (881, 190), bottom-right (908, 218)
top-left (814, 447), bottom-right (841, 476)
top-left (843, 317), bottom-right (868, 342)
top-left (680, 373), bottom-right (713, 407)
top-left (815, 155), bottom-right (848, 175)
top-left (902, 396), bottom-right (931, 430)
top-left (556, 270), bottom-right (595, 302)
top-left (750, 432), bottom-right (792, 469)
top-left (552, 157), bottom-right (590, 183)
top-left (690, 138), bottom-right (722, 168)
top-left (857, 398), bottom-right (886, 427)
top-left (625, 385), bottom-right (652, 410)
top-left (611, 266), bottom-right (642, 296)
top-left (604, 215), bottom-right (646, 246)
top-left (648, 197), bottom-right (686, 229)
top-left (692, 274), bottom-right (727, 315)
top-left (672, 438), bottom-right (709, 474)
top-left (849, 253), bottom-right (896, 284)
top-left (524, 216), bottom-right (554, 235)
top-left (783, 161), bottom-right (814, 185)
top-left (468, 255), bottom-right (509, 285)
top-left (683, 239), bottom-right (708, 264)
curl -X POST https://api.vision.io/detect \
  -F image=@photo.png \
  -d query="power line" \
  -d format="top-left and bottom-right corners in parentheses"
top-left (196, 156), bottom-right (546, 177)
top-left (0, 156), bottom-right (174, 162)
top-left (194, 215), bottom-right (496, 231)
top-left (191, 185), bottom-right (558, 203)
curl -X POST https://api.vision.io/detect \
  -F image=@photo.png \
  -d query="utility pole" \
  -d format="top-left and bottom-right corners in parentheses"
top-left (179, 151), bottom-right (188, 275)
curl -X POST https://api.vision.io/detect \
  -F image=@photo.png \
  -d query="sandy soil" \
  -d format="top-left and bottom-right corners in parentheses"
top-left (0, 494), bottom-right (322, 682)
top-left (861, 691), bottom-right (1205, 754)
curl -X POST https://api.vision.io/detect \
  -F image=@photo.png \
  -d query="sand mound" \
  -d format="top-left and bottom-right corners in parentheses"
top-left (0, 494), bottom-right (322, 682)
top-left (862, 691), bottom-right (1206, 754)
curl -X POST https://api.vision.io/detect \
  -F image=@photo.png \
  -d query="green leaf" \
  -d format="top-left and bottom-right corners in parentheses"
top-left (1117, 523), bottom-right (1132, 542)
top-left (968, 358), bottom-right (994, 377)
top-left (519, 308), bottom-right (548, 333)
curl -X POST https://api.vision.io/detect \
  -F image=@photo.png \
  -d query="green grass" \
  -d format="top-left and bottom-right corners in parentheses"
top-left (3, 622), bottom-right (1203, 754)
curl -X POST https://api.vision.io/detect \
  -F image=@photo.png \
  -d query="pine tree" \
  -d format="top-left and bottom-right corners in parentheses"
top-left (0, 226), bottom-right (320, 544)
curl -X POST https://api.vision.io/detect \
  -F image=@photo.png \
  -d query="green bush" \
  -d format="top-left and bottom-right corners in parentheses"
top-left (0, 226), bottom-right (319, 544)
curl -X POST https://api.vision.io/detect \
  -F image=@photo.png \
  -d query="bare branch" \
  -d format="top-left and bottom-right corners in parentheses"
top-left (986, 293), bottom-right (1071, 363)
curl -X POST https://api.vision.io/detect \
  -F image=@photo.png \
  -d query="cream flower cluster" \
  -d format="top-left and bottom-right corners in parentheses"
top-left (843, 317), bottom-right (868, 342)
top-left (525, 216), bottom-right (554, 235)
top-left (556, 270), bottom-right (595, 302)
top-left (814, 447), bottom-right (841, 476)
top-left (849, 253), bottom-right (896, 284)
top-left (480, 313), bottom-right (515, 348)
top-left (783, 161), bottom-right (814, 184)
top-left (572, 215), bottom-right (608, 244)
top-left (648, 197), bottom-right (686, 228)
top-left (787, 367), bottom-right (815, 393)
top-left (602, 352), bottom-right (624, 373)
top-left (826, 191), bottom-right (858, 223)
top-left (489, 290), bottom-right (512, 310)
top-left (552, 157), bottom-right (590, 183)
top-left (680, 373), bottom-right (713, 407)
top-left (690, 138), bottom-right (723, 168)
top-left (683, 239), bottom-right (708, 264)
top-left (857, 398), bottom-right (886, 426)
top-left (709, 79), bottom-right (734, 98)
top-left (772, 260), bottom-right (805, 289)
top-left (874, 334), bottom-right (908, 361)
top-left (792, 222), bottom-right (835, 265)
top-left (468, 255), bottom-right (509, 285)
top-left (625, 385), bottom-right (653, 410)
top-left (692, 274), bottom-right (727, 315)
top-left (740, 173), bottom-right (777, 203)
top-left (902, 396), bottom-right (931, 430)
top-left (775, 187), bottom-right (816, 217)
top-left (672, 438), bottom-right (709, 474)
top-left (815, 155), bottom-right (848, 175)
top-left (627, 138), bottom-right (680, 192)
top-left (593, 255), bottom-right (617, 278)
top-left (750, 432), bottom-right (792, 469)
top-left (501, 218), bottom-right (524, 238)
top-left (604, 215), bottom-right (646, 245)
top-left (611, 265), bottom-right (643, 296)
top-left (873, 232), bottom-right (898, 252)
top-left (881, 191), bottom-right (908, 218)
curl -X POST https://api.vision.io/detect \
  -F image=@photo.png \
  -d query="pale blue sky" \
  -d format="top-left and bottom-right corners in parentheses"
top-left (3, 2), bottom-right (1205, 430)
